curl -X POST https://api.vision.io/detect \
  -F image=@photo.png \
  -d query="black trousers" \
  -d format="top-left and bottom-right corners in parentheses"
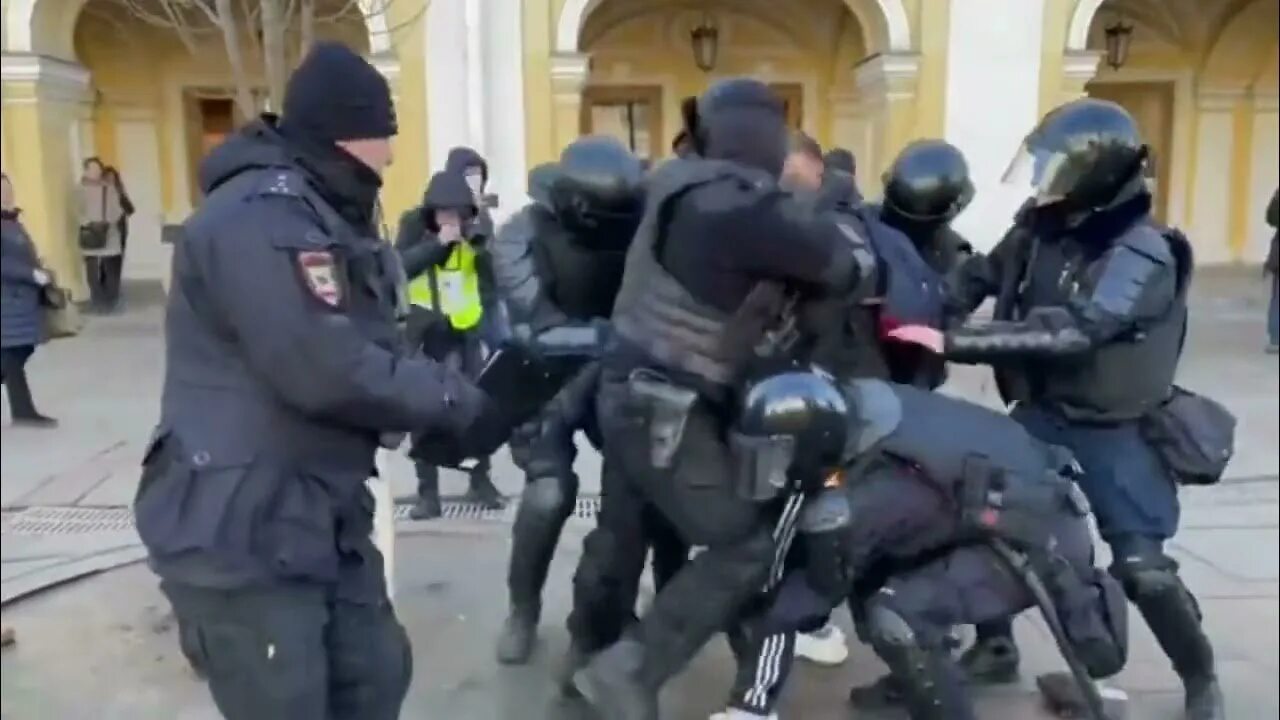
top-left (584, 374), bottom-right (776, 687)
top-left (0, 345), bottom-right (40, 419)
top-left (83, 254), bottom-right (123, 310)
top-left (162, 581), bottom-right (412, 720)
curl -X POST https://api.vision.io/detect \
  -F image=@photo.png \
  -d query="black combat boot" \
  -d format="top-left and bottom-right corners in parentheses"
top-left (958, 624), bottom-right (1020, 684)
top-left (496, 601), bottom-right (540, 665)
top-left (465, 459), bottom-right (506, 510)
top-left (409, 463), bottom-right (442, 520)
top-left (573, 638), bottom-right (659, 720)
top-left (848, 673), bottom-right (903, 710)
top-left (496, 478), bottom-right (574, 664)
top-left (1133, 580), bottom-right (1224, 720)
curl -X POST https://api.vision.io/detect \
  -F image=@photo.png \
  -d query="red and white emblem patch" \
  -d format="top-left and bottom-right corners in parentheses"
top-left (298, 251), bottom-right (343, 307)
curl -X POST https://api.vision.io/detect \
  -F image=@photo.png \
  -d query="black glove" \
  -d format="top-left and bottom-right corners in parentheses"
top-left (410, 393), bottom-right (511, 468)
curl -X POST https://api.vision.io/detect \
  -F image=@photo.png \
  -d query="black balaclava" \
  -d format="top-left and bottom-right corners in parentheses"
top-left (686, 79), bottom-right (789, 177)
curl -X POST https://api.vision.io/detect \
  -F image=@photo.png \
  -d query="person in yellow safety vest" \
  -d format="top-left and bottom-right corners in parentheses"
top-left (395, 169), bottom-right (506, 518)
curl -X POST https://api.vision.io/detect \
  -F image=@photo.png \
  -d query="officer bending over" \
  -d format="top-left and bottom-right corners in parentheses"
top-left (133, 43), bottom-right (500, 720)
top-left (396, 170), bottom-right (506, 518)
top-left (891, 98), bottom-right (1223, 720)
top-left (731, 371), bottom-right (1126, 720)
top-left (569, 78), bottom-right (866, 720)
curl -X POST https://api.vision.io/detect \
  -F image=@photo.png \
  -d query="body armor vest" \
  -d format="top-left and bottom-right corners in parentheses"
top-left (611, 159), bottom-right (785, 387)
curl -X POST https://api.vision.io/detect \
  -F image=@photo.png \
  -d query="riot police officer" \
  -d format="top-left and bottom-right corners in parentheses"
top-left (488, 136), bottom-right (652, 664)
top-left (132, 43), bottom-right (500, 720)
top-left (569, 78), bottom-right (866, 720)
top-left (726, 371), bottom-right (1127, 720)
top-left (869, 139), bottom-right (975, 388)
top-left (890, 98), bottom-right (1223, 719)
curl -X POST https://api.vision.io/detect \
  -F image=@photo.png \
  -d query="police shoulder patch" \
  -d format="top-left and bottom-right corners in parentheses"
top-left (297, 250), bottom-right (344, 308)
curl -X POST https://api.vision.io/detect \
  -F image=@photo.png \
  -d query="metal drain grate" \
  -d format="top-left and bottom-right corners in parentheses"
top-left (2, 506), bottom-right (135, 535)
top-left (3, 496), bottom-right (605, 537)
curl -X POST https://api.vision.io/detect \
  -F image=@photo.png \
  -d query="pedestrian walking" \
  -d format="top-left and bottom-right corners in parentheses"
top-left (77, 157), bottom-right (125, 313)
top-left (1, 172), bottom-right (59, 428)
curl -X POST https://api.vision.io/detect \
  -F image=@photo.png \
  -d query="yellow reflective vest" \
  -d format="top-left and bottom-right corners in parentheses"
top-left (406, 242), bottom-right (483, 331)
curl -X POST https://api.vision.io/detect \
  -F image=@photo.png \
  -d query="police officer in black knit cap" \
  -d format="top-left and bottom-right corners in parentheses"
top-left (569, 78), bottom-right (867, 720)
top-left (133, 42), bottom-right (504, 720)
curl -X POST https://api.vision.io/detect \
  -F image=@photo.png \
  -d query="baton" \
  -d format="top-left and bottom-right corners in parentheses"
top-left (989, 539), bottom-right (1110, 720)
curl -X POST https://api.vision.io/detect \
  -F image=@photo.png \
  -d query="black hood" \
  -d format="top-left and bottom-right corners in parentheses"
top-left (198, 116), bottom-right (383, 232)
top-left (445, 146), bottom-right (488, 185)
top-left (420, 171), bottom-right (477, 233)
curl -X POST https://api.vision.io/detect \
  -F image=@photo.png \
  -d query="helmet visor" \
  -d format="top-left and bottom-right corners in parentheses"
top-left (1001, 142), bottom-right (1072, 206)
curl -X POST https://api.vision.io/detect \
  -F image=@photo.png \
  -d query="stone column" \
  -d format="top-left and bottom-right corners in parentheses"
top-left (852, 53), bottom-right (921, 183)
top-left (1060, 51), bottom-right (1102, 106)
top-left (1189, 86), bottom-right (1247, 264)
top-left (1, 53), bottom-right (92, 326)
top-left (550, 53), bottom-right (590, 156)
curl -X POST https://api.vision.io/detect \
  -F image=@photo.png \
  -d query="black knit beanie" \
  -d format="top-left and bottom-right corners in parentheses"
top-left (282, 41), bottom-right (397, 143)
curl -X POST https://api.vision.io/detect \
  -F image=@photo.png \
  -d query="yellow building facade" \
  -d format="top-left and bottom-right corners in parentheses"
top-left (2, 0), bottom-right (1277, 317)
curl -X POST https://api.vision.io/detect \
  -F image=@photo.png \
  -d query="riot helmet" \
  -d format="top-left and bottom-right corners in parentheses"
top-left (1002, 98), bottom-right (1148, 213)
top-left (735, 369), bottom-right (850, 492)
top-left (881, 139), bottom-right (975, 224)
top-left (549, 135), bottom-right (645, 243)
top-left (684, 78), bottom-right (789, 176)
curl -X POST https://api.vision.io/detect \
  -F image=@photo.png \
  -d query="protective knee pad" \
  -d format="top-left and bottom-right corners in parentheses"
top-left (1110, 554), bottom-right (1197, 614)
top-left (521, 475), bottom-right (576, 518)
top-left (862, 593), bottom-right (969, 720)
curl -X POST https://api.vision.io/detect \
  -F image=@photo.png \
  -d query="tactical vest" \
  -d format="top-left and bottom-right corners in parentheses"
top-left (847, 379), bottom-right (1084, 547)
top-left (611, 159), bottom-right (787, 387)
top-left (406, 242), bottom-right (483, 331)
top-left (530, 213), bottom-right (629, 321)
top-left (1002, 222), bottom-right (1187, 421)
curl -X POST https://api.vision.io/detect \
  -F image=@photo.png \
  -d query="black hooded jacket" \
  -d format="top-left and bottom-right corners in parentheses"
top-left (395, 171), bottom-right (477, 279)
top-left (445, 146), bottom-right (495, 240)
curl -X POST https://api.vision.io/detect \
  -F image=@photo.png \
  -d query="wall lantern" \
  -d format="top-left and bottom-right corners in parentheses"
top-left (1104, 18), bottom-right (1134, 70)
top-left (690, 12), bottom-right (720, 73)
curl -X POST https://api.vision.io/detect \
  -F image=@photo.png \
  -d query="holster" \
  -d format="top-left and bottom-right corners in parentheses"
top-left (626, 370), bottom-right (699, 470)
top-left (728, 432), bottom-right (795, 502)
top-left (957, 453), bottom-right (1062, 550)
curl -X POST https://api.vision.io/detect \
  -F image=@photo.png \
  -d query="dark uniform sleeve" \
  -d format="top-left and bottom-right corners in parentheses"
top-left (490, 207), bottom-right (571, 334)
top-left (944, 227), bottom-right (1178, 363)
top-left (723, 189), bottom-right (862, 296)
top-left (199, 196), bottom-right (487, 435)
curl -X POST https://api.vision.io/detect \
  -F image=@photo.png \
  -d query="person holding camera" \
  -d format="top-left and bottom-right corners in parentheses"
top-left (396, 169), bottom-right (506, 518)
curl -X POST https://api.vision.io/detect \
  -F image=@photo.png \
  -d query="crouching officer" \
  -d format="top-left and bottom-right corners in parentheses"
top-left (396, 169), bottom-right (505, 518)
top-left (729, 373), bottom-right (1127, 720)
top-left (487, 137), bottom-right (657, 664)
top-left (133, 43), bottom-right (501, 720)
top-left (570, 79), bottom-right (866, 719)
top-left (891, 98), bottom-right (1223, 719)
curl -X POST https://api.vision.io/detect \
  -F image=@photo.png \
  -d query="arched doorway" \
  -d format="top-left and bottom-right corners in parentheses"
top-left (1062, 0), bottom-right (1278, 263)
top-left (2, 0), bottom-right (401, 301)
top-left (543, 0), bottom-right (920, 193)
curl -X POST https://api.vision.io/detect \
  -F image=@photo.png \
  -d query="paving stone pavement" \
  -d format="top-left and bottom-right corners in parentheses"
top-left (0, 270), bottom-right (1276, 719)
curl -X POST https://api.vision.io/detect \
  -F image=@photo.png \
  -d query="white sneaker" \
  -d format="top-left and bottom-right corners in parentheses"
top-left (794, 623), bottom-right (849, 666)
top-left (709, 710), bottom-right (778, 720)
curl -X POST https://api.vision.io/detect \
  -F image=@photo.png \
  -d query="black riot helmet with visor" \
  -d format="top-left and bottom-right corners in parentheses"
top-left (881, 139), bottom-right (975, 224)
top-left (732, 369), bottom-right (850, 496)
top-left (549, 135), bottom-right (645, 244)
top-left (1003, 98), bottom-right (1149, 214)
